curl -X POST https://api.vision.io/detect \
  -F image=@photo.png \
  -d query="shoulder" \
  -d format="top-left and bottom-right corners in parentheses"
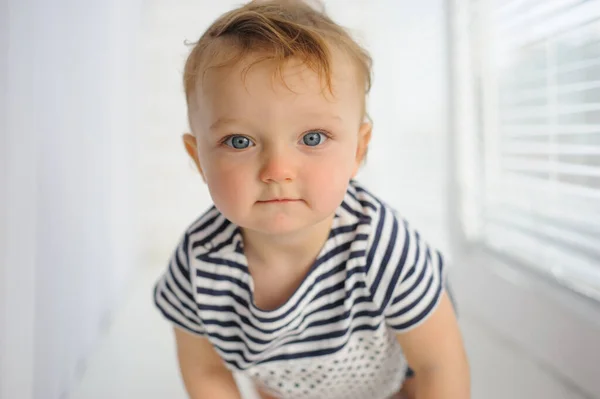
top-left (343, 180), bottom-right (404, 224)
top-left (341, 179), bottom-right (382, 221)
top-left (344, 180), bottom-right (407, 255)
top-left (349, 182), bottom-right (440, 303)
top-left (330, 180), bottom-right (388, 260)
top-left (179, 206), bottom-right (242, 260)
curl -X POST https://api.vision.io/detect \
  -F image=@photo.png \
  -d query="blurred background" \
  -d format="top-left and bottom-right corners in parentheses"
top-left (2, 0), bottom-right (600, 398)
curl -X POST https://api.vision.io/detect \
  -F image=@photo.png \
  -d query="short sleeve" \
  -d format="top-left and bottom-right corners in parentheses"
top-left (153, 233), bottom-right (205, 336)
top-left (383, 221), bottom-right (446, 333)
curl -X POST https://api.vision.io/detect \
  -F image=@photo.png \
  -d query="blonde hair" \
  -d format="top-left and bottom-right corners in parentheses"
top-left (183, 0), bottom-right (372, 116)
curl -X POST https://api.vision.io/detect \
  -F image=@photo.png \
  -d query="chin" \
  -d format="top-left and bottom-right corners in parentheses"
top-left (251, 211), bottom-right (336, 236)
top-left (250, 220), bottom-right (308, 236)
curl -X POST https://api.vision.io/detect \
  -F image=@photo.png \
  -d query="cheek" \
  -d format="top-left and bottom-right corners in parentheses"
top-left (310, 170), bottom-right (349, 207)
top-left (302, 147), bottom-right (356, 204)
top-left (305, 158), bottom-right (352, 185)
top-left (202, 154), bottom-right (254, 203)
top-left (318, 143), bottom-right (357, 177)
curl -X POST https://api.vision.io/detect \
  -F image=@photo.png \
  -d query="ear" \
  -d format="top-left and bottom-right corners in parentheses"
top-left (352, 122), bottom-right (372, 177)
top-left (183, 133), bottom-right (206, 182)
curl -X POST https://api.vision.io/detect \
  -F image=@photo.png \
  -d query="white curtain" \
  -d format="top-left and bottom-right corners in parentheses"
top-left (1, 1), bottom-right (142, 398)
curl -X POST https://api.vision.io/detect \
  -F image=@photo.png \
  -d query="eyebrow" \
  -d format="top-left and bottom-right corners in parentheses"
top-left (209, 117), bottom-right (240, 132)
top-left (208, 114), bottom-right (343, 132)
top-left (304, 113), bottom-right (343, 123)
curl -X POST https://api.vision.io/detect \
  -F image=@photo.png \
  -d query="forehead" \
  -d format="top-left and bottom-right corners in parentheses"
top-left (193, 48), bottom-right (363, 124)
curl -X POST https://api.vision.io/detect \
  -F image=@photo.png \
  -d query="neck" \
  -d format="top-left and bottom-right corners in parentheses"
top-left (241, 214), bottom-right (335, 268)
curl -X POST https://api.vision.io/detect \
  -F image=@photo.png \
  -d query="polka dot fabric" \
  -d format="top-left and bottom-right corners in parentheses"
top-left (248, 324), bottom-right (407, 399)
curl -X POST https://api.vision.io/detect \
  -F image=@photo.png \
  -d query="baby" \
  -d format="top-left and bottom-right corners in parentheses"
top-left (153, 1), bottom-right (470, 398)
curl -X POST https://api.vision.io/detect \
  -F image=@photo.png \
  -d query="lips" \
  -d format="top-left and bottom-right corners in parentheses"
top-left (257, 198), bottom-right (300, 203)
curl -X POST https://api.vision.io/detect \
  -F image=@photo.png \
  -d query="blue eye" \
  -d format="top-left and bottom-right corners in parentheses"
top-left (302, 131), bottom-right (327, 147)
top-left (224, 135), bottom-right (253, 149)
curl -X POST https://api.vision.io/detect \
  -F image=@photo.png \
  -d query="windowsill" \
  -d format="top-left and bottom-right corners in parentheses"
top-left (450, 245), bottom-right (600, 397)
top-left (463, 244), bottom-right (600, 325)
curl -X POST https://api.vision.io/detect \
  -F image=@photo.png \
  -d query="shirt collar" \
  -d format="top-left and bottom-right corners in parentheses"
top-left (197, 181), bottom-right (370, 259)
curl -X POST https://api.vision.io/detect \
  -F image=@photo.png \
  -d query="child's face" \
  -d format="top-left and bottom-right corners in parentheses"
top-left (185, 51), bottom-right (371, 235)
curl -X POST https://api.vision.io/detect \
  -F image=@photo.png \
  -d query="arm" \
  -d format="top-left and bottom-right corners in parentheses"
top-left (396, 292), bottom-right (470, 399)
top-left (174, 327), bottom-right (243, 399)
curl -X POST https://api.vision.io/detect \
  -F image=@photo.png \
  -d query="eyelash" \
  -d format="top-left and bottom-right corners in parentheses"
top-left (219, 129), bottom-right (333, 147)
top-left (219, 135), bottom-right (251, 147)
top-left (307, 129), bottom-right (333, 141)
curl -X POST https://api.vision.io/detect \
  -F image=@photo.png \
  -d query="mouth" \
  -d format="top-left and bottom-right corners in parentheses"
top-left (257, 198), bottom-right (301, 204)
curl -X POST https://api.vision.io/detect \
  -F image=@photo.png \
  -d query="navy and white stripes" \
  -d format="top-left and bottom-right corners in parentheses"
top-left (153, 180), bottom-right (445, 399)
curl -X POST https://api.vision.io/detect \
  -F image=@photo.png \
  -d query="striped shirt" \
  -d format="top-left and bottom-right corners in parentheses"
top-left (154, 179), bottom-right (446, 399)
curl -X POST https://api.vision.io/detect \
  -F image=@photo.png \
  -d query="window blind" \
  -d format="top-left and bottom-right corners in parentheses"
top-left (473, 0), bottom-right (600, 299)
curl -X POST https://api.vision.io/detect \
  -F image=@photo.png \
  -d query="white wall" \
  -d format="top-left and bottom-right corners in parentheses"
top-left (135, 0), bottom-right (238, 265)
top-left (1, 1), bottom-right (142, 398)
top-left (357, 0), bottom-right (449, 253)
top-left (322, 1), bottom-right (448, 250)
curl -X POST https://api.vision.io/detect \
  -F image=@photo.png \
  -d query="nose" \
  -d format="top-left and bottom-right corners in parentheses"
top-left (259, 146), bottom-right (297, 184)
